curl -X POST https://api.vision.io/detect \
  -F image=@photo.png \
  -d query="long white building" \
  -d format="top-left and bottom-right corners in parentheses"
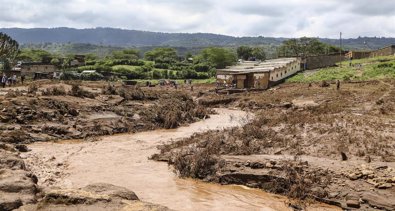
top-left (217, 58), bottom-right (300, 89)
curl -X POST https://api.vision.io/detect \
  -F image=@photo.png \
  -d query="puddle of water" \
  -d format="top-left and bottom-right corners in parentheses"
top-left (26, 109), bottom-right (339, 211)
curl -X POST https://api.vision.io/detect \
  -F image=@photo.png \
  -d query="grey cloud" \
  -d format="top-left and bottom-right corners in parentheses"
top-left (347, 0), bottom-right (395, 16)
top-left (0, 0), bottom-right (394, 38)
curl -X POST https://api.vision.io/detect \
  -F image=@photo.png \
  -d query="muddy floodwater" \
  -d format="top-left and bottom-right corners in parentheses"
top-left (24, 109), bottom-right (339, 211)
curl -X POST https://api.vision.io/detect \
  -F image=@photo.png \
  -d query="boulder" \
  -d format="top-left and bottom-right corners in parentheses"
top-left (346, 199), bottom-right (360, 208)
top-left (15, 183), bottom-right (172, 211)
top-left (82, 183), bottom-right (139, 201)
top-left (362, 193), bottom-right (395, 210)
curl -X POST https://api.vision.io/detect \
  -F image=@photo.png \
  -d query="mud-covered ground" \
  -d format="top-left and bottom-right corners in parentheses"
top-left (0, 80), bottom-right (210, 211)
top-left (0, 81), bottom-right (209, 144)
top-left (155, 79), bottom-right (395, 210)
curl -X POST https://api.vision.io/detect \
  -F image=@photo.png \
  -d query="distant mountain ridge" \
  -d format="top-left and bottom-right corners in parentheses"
top-left (1, 27), bottom-right (395, 50)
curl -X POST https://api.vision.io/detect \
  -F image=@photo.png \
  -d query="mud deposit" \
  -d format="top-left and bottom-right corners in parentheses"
top-left (23, 109), bottom-right (338, 211)
top-left (159, 80), bottom-right (395, 211)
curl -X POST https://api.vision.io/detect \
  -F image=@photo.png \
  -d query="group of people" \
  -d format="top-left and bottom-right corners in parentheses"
top-left (1, 74), bottom-right (25, 88)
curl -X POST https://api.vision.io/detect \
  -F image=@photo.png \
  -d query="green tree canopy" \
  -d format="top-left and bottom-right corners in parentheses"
top-left (17, 49), bottom-right (52, 62)
top-left (237, 46), bottom-right (266, 61)
top-left (144, 48), bottom-right (178, 64)
top-left (237, 46), bottom-right (253, 60)
top-left (0, 32), bottom-right (19, 70)
top-left (251, 47), bottom-right (266, 61)
top-left (111, 49), bottom-right (140, 60)
top-left (197, 47), bottom-right (237, 69)
top-left (277, 37), bottom-right (340, 58)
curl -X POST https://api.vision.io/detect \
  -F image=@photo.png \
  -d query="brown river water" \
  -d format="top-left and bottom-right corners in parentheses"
top-left (24, 109), bottom-right (339, 211)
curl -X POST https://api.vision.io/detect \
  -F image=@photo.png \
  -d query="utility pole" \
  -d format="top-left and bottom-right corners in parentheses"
top-left (339, 32), bottom-right (342, 68)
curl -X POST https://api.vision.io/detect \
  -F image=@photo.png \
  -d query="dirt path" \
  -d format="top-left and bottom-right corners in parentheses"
top-left (22, 109), bottom-right (338, 211)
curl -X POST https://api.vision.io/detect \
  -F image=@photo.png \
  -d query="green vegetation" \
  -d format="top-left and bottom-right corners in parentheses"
top-left (287, 56), bottom-right (395, 83)
top-left (61, 46), bottom-right (237, 80)
top-left (0, 32), bottom-right (19, 71)
top-left (196, 47), bottom-right (237, 69)
top-left (17, 49), bottom-right (52, 62)
top-left (237, 46), bottom-right (266, 61)
top-left (277, 37), bottom-right (340, 58)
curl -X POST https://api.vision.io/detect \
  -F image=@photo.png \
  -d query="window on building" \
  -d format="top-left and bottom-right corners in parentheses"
top-left (276, 74), bottom-right (278, 77)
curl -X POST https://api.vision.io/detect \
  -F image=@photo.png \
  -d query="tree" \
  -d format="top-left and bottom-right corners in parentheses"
top-left (197, 47), bottom-right (236, 69)
top-left (0, 33), bottom-right (19, 71)
top-left (252, 47), bottom-right (266, 61)
top-left (17, 49), bottom-right (52, 62)
top-left (144, 48), bottom-right (178, 64)
top-left (277, 37), bottom-right (340, 58)
top-left (237, 46), bottom-right (253, 60)
top-left (111, 49), bottom-right (140, 60)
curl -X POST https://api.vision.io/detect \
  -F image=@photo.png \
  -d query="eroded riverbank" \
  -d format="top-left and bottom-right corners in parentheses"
top-left (23, 108), bottom-right (338, 211)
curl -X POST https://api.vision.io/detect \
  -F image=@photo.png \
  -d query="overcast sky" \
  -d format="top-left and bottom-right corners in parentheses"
top-left (1, 0), bottom-right (394, 38)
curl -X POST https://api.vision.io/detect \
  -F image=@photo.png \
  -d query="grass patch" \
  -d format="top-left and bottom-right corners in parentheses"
top-left (287, 56), bottom-right (395, 83)
top-left (112, 65), bottom-right (141, 71)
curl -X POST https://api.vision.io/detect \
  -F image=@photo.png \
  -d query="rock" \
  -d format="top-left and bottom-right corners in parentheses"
top-left (249, 162), bottom-right (265, 169)
top-left (328, 192), bottom-right (339, 198)
top-left (265, 162), bottom-right (274, 168)
top-left (376, 183), bottom-right (392, 189)
top-left (15, 183), bottom-right (172, 211)
top-left (82, 183), bottom-right (139, 201)
top-left (361, 169), bottom-right (374, 177)
top-left (0, 150), bottom-right (38, 211)
top-left (15, 144), bottom-right (29, 152)
top-left (43, 189), bottom-right (111, 204)
top-left (362, 193), bottom-right (395, 210)
top-left (348, 172), bottom-right (362, 180)
top-left (365, 155), bottom-right (372, 163)
top-left (346, 199), bottom-right (360, 208)
top-left (0, 197), bottom-right (22, 211)
top-left (0, 169), bottom-right (37, 195)
top-left (341, 152), bottom-right (348, 161)
top-left (132, 114), bottom-right (141, 121)
top-left (0, 150), bottom-right (26, 170)
top-left (310, 187), bottom-right (326, 198)
top-left (68, 108), bottom-right (79, 116)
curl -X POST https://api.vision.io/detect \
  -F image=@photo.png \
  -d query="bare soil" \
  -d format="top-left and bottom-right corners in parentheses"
top-left (154, 79), bottom-right (395, 210)
top-left (0, 80), bottom-right (210, 211)
top-left (0, 81), bottom-right (210, 144)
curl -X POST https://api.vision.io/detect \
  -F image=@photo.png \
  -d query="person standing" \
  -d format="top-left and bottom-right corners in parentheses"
top-left (21, 74), bottom-right (25, 85)
top-left (12, 74), bottom-right (17, 85)
top-left (1, 74), bottom-right (7, 88)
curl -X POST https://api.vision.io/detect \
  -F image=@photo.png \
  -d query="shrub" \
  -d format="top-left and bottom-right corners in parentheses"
top-left (43, 86), bottom-right (67, 96)
top-left (80, 72), bottom-right (104, 81)
top-left (69, 83), bottom-right (96, 98)
top-left (28, 83), bottom-right (39, 94)
top-left (60, 71), bottom-right (80, 80)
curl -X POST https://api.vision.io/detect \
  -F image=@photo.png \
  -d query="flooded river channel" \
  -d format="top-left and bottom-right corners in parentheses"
top-left (24, 109), bottom-right (339, 211)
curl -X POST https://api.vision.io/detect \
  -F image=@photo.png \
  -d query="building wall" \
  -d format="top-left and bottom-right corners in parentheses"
top-left (345, 51), bottom-right (371, 60)
top-left (305, 55), bottom-right (344, 70)
top-left (253, 73), bottom-right (269, 89)
top-left (269, 60), bottom-right (300, 81)
top-left (21, 64), bottom-right (58, 76)
top-left (370, 45), bottom-right (395, 57)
